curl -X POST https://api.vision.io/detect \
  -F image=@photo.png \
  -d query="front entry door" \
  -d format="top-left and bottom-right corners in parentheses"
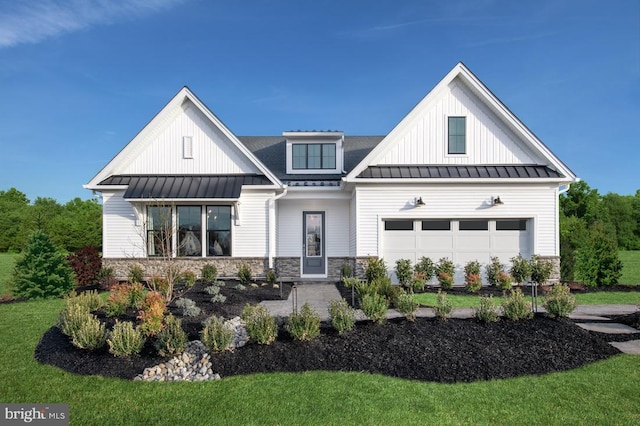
top-left (302, 212), bottom-right (325, 275)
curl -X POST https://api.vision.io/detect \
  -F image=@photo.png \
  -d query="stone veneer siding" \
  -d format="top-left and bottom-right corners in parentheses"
top-left (538, 255), bottom-right (561, 285)
top-left (275, 257), bottom-right (355, 281)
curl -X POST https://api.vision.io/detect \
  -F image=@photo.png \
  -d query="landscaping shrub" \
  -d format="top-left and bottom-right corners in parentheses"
top-left (70, 314), bottom-right (107, 350)
top-left (395, 258), bottom-right (413, 289)
top-left (57, 303), bottom-right (92, 337)
top-left (12, 230), bottom-right (75, 299)
top-left (361, 292), bottom-right (388, 324)
top-left (475, 295), bottom-right (499, 323)
top-left (137, 291), bottom-right (166, 337)
top-left (67, 289), bottom-right (103, 312)
top-left (107, 321), bottom-right (145, 357)
top-left (341, 263), bottom-right (352, 280)
top-left (237, 262), bottom-right (253, 285)
top-left (328, 299), bottom-right (356, 334)
top-left (434, 290), bottom-right (452, 319)
top-left (530, 255), bottom-right (553, 286)
top-left (372, 276), bottom-right (394, 301)
top-left (286, 302), bottom-right (321, 341)
top-left (234, 283), bottom-right (246, 291)
top-left (395, 291), bottom-right (418, 321)
top-left (266, 268), bottom-right (277, 284)
top-left (436, 258), bottom-right (455, 290)
top-left (182, 270), bottom-right (197, 288)
top-left (411, 275), bottom-right (426, 292)
top-left (414, 256), bottom-right (435, 282)
top-left (510, 254), bottom-right (531, 285)
top-left (211, 294), bottom-right (227, 304)
top-left (174, 297), bottom-right (201, 317)
top-left (98, 266), bottom-right (117, 290)
top-left (66, 245), bottom-right (101, 287)
top-left (365, 257), bottom-right (387, 283)
top-left (155, 314), bottom-right (188, 357)
top-left (148, 275), bottom-right (169, 297)
top-left (543, 284), bottom-right (577, 318)
top-left (496, 271), bottom-right (513, 291)
top-left (201, 264), bottom-right (218, 283)
top-left (464, 260), bottom-right (482, 293)
top-left (241, 304), bottom-right (278, 344)
top-left (127, 282), bottom-right (146, 308)
top-left (204, 285), bottom-right (220, 295)
top-left (127, 264), bottom-right (144, 284)
top-left (104, 283), bottom-right (133, 317)
top-left (485, 256), bottom-right (504, 287)
top-left (201, 316), bottom-right (233, 352)
top-left (502, 288), bottom-right (533, 321)
top-left (342, 276), bottom-right (360, 289)
top-left (575, 222), bottom-right (623, 287)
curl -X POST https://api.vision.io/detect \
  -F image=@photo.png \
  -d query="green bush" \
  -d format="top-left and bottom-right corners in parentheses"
top-left (414, 256), bottom-right (435, 282)
top-left (543, 284), bottom-right (577, 318)
top-left (182, 270), bottom-right (197, 288)
top-left (434, 290), bottom-right (452, 319)
top-left (127, 264), bottom-right (144, 284)
top-left (266, 269), bottom-right (277, 284)
top-left (127, 282), bottom-right (146, 308)
top-left (201, 264), bottom-right (218, 283)
top-left (464, 260), bottom-right (482, 293)
top-left (530, 255), bottom-right (553, 286)
top-left (286, 303), bottom-right (321, 341)
top-left (496, 271), bottom-right (513, 291)
top-left (57, 303), bottom-right (92, 337)
top-left (485, 257), bottom-right (504, 287)
top-left (237, 262), bottom-right (253, 285)
top-left (411, 276), bottom-right (426, 293)
top-left (155, 314), bottom-right (188, 357)
top-left (328, 299), bottom-right (356, 334)
top-left (395, 291), bottom-right (418, 321)
top-left (204, 285), bottom-right (220, 295)
top-left (12, 230), bottom-right (75, 299)
top-left (365, 257), bottom-right (387, 283)
top-left (395, 259), bottom-right (413, 289)
top-left (98, 266), bottom-right (117, 290)
top-left (361, 292), bottom-right (388, 324)
top-left (502, 288), bottom-right (533, 321)
top-left (201, 316), bottom-right (234, 352)
top-left (67, 289), bottom-right (103, 312)
top-left (342, 276), bottom-right (360, 289)
top-left (575, 222), bottom-right (623, 287)
top-left (436, 258), bottom-right (455, 290)
top-left (475, 295), bottom-right (499, 323)
top-left (510, 254), bottom-right (531, 285)
top-left (174, 297), bottom-right (201, 317)
top-left (108, 321), bottom-right (145, 357)
top-left (372, 276), bottom-right (394, 301)
top-left (71, 314), bottom-right (107, 350)
top-left (211, 294), bottom-right (227, 304)
top-left (341, 263), bottom-right (353, 280)
top-left (104, 283), bottom-right (132, 317)
top-left (241, 304), bottom-right (278, 344)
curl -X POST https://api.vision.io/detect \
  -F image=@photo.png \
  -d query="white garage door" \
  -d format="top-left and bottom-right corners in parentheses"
top-left (382, 219), bottom-right (531, 283)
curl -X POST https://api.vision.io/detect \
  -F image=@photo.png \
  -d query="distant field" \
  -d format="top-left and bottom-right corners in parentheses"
top-left (619, 250), bottom-right (640, 285)
top-left (0, 253), bottom-right (18, 296)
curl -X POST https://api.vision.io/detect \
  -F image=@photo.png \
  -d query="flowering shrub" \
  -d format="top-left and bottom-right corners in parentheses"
top-left (437, 272), bottom-right (454, 290)
top-left (464, 260), bottom-right (482, 293)
top-left (436, 258), bottom-right (455, 290)
top-left (496, 271), bottom-right (513, 290)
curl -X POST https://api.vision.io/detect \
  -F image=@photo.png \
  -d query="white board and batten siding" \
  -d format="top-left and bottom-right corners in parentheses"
top-left (276, 198), bottom-right (350, 257)
top-left (354, 183), bottom-right (558, 267)
top-left (376, 79), bottom-right (545, 166)
top-left (118, 100), bottom-right (260, 176)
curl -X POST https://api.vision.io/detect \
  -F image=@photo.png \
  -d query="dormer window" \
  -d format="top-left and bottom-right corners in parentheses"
top-left (284, 131), bottom-right (343, 174)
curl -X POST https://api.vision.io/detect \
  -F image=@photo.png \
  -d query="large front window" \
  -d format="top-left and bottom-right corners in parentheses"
top-left (292, 143), bottom-right (336, 169)
top-left (207, 206), bottom-right (231, 256)
top-left (177, 206), bottom-right (201, 256)
top-left (147, 206), bottom-right (172, 257)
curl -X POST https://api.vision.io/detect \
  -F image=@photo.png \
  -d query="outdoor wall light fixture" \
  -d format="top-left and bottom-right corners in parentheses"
top-left (415, 196), bottom-right (426, 207)
top-left (492, 196), bottom-right (504, 206)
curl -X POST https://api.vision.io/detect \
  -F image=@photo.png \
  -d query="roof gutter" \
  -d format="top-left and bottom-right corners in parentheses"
top-left (268, 186), bottom-right (288, 269)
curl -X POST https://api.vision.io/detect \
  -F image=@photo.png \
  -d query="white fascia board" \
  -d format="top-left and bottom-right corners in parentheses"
top-left (84, 184), bottom-right (128, 192)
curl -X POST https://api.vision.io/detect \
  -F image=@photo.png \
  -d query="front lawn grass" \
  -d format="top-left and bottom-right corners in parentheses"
top-left (1, 298), bottom-right (639, 425)
top-left (619, 250), bottom-right (640, 285)
top-left (0, 252), bottom-right (18, 297)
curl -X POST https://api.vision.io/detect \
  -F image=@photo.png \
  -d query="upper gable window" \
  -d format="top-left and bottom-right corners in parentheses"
top-left (448, 117), bottom-right (466, 155)
top-left (292, 143), bottom-right (336, 170)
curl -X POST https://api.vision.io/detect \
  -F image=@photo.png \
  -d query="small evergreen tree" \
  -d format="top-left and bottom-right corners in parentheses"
top-left (12, 230), bottom-right (75, 299)
top-left (575, 222), bottom-right (623, 287)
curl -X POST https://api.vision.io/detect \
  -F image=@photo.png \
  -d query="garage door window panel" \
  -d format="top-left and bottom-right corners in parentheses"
top-left (496, 219), bottom-right (527, 231)
top-left (459, 220), bottom-right (489, 231)
top-left (385, 220), bottom-right (414, 231)
top-left (422, 220), bottom-right (451, 231)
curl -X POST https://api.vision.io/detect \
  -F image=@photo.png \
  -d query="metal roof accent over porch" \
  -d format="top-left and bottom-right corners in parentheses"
top-left (98, 175), bottom-right (272, 199)
top-left (356, 165), bottom-right (564, 179)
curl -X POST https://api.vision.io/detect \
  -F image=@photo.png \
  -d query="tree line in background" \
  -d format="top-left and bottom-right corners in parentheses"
top-left (560, 181), bottom-right (640, 285)
top-left (0, 188), bottom-right (102, 253)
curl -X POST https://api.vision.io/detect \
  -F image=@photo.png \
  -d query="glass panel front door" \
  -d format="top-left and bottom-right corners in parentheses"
top-left (303, 212), bottom-right (325, 275)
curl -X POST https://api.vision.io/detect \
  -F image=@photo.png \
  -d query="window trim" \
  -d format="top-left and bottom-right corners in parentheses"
top-left (447, 116), bottom-right (466, 155)
top-left (291, 143), bottom-right (337, 170)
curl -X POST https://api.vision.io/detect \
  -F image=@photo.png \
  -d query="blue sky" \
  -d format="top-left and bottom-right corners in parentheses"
top-left (0, 0), bottom-right (638, 203)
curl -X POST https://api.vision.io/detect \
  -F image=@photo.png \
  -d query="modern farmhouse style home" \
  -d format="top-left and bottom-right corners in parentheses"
top-left (85, 63), bottom-right (577, 283)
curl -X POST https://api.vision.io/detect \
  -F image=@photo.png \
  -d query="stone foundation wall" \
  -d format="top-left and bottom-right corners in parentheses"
top-left (275, 257), bottom-right (355, 281)
top-left (538, 255), bottom-right (561, 285)
top-left (103, 258), bottom-right (269, 281)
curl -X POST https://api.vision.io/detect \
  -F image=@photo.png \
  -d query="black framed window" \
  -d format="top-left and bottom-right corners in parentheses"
top-left (384, 220), bottom-right (414, 231)
top-left (459, 220), bottom-right (488, 231)
top-left (496, 219), bottom-right (527, 231)
top-left (422, 220), bottom-right (451, 231)
top-left (147, 206), bottom-right (172, 257)
top-left (292, 143), bottom-right (336, 169)
top-left (448, 116), bottom-right (466, 154)
top-left (177, 206), bottom-right (202, 256)
top-left (207, 206), bottom-right (231, 256)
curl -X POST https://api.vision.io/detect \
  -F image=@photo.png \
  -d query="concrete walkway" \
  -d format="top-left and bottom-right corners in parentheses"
top-left (260, 283), bottom-right (640, 354)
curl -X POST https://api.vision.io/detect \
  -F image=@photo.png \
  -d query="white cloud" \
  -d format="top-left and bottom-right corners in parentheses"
top-left (0, 0), bottom-right (187, 48)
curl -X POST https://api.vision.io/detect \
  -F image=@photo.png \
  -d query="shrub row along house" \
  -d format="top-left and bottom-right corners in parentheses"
top-left (85, 63), bottom-right (577, 283)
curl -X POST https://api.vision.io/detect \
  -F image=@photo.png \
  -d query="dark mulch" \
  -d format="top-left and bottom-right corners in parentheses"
top-left (35, 281), bottom-right (629, 383)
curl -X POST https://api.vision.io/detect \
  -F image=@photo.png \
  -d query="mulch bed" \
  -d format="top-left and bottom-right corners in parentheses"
top-left (34, 281), bottom-right (636, 383)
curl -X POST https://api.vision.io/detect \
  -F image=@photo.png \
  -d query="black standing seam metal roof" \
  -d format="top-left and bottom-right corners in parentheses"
top-left (357, 165), bottom-right (564, 179)
top-left (98, 175), bottom-right (272, 199)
